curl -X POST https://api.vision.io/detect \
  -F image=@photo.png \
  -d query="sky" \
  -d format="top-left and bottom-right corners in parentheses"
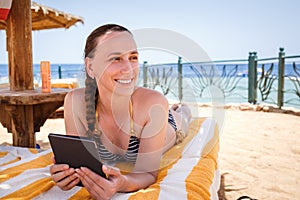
top-left (1, 0), bottom-right (300, 65)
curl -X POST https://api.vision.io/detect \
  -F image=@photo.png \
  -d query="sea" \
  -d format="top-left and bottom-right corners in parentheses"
top-left (0, 63), bottom-right (299, 109)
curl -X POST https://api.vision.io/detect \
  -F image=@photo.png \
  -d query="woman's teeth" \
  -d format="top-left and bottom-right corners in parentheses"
top-left (116, 79), bottom-right (132, 84)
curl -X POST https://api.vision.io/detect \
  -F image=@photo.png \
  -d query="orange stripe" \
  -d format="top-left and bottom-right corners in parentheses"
top-left (1, 177), bottom-right (55, 199)
top-left (28, 148), bottom-right (39, 154)
top-left (0, 152), bottom-right (53, 183)
top-left (69, 188), bottom-right (93, 200)
top-left (186, 123), bottom-right (219, 200)
top-left (0, 157), bottom-right (21, 167)
top-left (0, 152), bottom-right (8, 158)
top-left (0, 148), bottom-right (38, 167)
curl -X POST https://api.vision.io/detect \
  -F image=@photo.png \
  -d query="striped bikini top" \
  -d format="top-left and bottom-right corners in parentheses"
top-left (93, 100), bottom-right (140, 163)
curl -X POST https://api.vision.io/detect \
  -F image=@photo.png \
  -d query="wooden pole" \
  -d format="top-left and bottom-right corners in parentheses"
top-left (6, 0), bottom-right (33, 91)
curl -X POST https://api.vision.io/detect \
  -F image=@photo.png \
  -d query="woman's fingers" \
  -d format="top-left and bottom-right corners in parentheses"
top-left (76, 167), bottom-right (107, 184)
top-left (103, 165), bottom-right (121, 178)
top-left (52, 167), bottom-right (74, 182)
top-left (76, 167), bottom-right (107, 197)
top-left (57, 173), bottom-right (80, 191)
top-left (76, 167), bottom-right (118, 200)
top-left (50, 164), bottom-right (79, 190)
top-left (49, 164), bottom-right (69, 175)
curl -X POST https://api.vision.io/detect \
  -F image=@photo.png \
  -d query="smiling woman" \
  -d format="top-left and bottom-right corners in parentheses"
top-left (49, 24), bottom-right (192, 199)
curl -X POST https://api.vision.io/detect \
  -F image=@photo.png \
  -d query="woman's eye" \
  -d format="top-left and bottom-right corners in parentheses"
top-left (110, 57), bottom-right (120, 62)
top-left (130, 55), bottom-right (138, 61)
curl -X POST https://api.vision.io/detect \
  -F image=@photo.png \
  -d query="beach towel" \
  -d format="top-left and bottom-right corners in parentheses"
top-left (0, 118), bottom-right (220, 200)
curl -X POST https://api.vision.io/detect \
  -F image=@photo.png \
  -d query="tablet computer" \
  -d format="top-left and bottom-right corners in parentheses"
top-left (48, 133), bottom-right (106, 186)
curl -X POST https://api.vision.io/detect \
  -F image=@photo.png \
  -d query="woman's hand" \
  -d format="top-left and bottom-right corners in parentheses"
top-left (49, 163), bottom-right (80, 190)
top-left (75, 165), bottom-right (126, 200)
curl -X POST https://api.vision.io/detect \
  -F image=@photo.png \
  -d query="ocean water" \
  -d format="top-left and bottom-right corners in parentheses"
top-left (0, 64), bottom-right (87, 88)
top-left (0, 63), bottom-right (299, 108)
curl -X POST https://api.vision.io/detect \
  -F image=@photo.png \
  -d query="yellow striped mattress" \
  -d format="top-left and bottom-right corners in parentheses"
top-left (0, 118), bottom-right (220, 200)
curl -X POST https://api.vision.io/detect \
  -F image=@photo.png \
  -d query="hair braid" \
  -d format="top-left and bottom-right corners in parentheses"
top-left (84, 74), bottom-right (98, 137)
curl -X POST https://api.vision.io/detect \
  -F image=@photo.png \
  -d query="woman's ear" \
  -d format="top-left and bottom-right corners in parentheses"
top-left (85, 57), bottom-right (94, 79)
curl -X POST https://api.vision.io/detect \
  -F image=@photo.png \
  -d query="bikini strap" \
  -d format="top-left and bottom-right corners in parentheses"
top-left (94, 110), bottom-right (101, 135)
top-left (129, 99), bottom-right (136, 137)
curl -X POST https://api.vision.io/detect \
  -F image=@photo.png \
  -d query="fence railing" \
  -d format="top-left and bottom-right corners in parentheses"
top-left (249, 48), bottom-right (300, 108)
top-left (139, 48), bottom-right (300, 109)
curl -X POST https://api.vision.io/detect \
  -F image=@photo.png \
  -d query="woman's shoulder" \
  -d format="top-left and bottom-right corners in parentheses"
top-left (65, 88), bottom-right (85, 102)
top-left (64, 88), bottom-right (86, 113)
top-left (133, 87), bottom-right (168, 107)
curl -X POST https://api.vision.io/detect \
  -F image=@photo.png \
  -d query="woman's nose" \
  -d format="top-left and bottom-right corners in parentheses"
top-left (120, 60), bottom-right (134, 73)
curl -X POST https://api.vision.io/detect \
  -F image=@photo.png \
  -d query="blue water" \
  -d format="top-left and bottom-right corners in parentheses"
top-left (0, 63), bottom-right (86, 87)
top-left (0, 63), bottom-right (299, 108)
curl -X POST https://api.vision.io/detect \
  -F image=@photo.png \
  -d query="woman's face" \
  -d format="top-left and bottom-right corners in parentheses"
top-left (86, 31), bottom-right (139, 96)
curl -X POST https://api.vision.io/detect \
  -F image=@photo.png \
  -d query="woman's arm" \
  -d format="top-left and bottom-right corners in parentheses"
top-left (121, 89), bottom-right (169, 190)
top-left (133, 88), bottom-right (169, 173)
top-left (64, 88), bottom-right (87, 136)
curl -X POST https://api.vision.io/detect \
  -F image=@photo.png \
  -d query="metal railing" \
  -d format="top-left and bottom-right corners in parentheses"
top-left (140, 48), bottom-right (300, 109)
top-left (248, 48), bottom-right (300, 108)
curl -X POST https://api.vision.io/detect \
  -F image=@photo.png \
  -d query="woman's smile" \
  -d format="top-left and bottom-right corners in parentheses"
top-left (115, 78), bottom-right (134, 84)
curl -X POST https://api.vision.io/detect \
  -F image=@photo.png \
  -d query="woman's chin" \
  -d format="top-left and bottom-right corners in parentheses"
top-left (113, 85), bottom-right (135, 96)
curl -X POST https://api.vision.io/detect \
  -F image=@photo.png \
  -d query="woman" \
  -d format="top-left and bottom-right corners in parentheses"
top-left (50, 24), bottom-right (191, 199)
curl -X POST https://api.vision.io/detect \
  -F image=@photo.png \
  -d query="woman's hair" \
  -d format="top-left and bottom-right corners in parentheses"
top-left (84, 24), bottom-right (131, 137)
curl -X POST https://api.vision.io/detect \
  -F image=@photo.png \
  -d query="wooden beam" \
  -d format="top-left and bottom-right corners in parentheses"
top-left (6, 0), bottom-right (33, 91)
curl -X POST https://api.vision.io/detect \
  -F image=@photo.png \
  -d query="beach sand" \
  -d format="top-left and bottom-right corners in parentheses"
top-left (0, 105), bottom-right (299, 200)
top-left (218, 107), bottom-right (300, 200)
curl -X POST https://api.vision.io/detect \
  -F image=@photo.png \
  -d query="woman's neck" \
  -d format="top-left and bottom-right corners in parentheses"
top-left (97, 94), bottom-right (131, 117)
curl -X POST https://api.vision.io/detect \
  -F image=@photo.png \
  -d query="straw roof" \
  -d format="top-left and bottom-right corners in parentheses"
top-left (0, 1), bottom-right (84, 30)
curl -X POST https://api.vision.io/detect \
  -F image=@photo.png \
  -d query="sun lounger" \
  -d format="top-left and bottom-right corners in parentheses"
top-left (0, 118), bottom-right (220, 199)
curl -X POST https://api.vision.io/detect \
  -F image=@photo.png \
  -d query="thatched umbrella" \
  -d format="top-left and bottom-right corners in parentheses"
top-left (0, 0), bottom-right (83, 147)
top-left (0, 1), bottom-right (83, 30)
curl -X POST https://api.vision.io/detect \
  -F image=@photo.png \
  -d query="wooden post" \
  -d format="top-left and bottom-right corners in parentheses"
top-left (6, 0), bottom-right (33, 91)
top-left (277, 47), bottom-right (285, 109)
top-left (9, 105), bottom-right (35, 147)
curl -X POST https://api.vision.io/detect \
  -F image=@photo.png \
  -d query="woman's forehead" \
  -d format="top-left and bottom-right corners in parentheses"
top-left (95, 31), bottom-right (137, 56)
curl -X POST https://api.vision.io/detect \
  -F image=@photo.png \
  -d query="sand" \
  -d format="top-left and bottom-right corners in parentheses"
top-left (218, 108), bottom-right (300, 200)
top-left (0, 105), bottom-right (299, 200)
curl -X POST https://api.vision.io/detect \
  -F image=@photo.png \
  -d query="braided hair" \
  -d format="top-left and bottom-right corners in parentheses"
top-left (84, 24), bottom-right (131, 137)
